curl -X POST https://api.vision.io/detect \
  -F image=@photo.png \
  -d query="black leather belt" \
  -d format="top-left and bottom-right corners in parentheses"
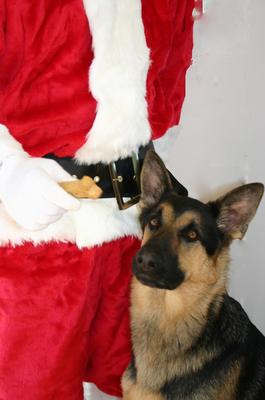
top-left (45, 142), bottom-right (188, 210)
top-left (45, 142), bottom-right (154, 210)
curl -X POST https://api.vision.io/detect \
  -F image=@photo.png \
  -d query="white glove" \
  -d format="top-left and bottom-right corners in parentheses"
top-left (0, 125), bottom-right (80, 231)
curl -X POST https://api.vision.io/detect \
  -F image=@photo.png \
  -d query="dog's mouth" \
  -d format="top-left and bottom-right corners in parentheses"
top-left (134, 271), bottom-right (179, 290)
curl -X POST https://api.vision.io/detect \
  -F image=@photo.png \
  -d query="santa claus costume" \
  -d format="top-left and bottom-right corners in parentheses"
top-left (0, 1), bottom-right (194, 399)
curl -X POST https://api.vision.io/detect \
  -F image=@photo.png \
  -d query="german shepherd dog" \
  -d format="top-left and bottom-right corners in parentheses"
top-left (122, 151), bottom-right (265, 400)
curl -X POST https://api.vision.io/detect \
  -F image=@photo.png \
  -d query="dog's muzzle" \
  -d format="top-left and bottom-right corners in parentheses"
top-left (133, 244), bottom-right (185, 290)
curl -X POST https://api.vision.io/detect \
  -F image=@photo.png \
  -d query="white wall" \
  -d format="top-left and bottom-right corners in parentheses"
top-left (156, 0), bottom-right (265, 333)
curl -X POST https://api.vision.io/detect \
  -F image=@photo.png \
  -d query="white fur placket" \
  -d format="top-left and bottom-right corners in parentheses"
top-left (76, 0), bottom-right (151, 164)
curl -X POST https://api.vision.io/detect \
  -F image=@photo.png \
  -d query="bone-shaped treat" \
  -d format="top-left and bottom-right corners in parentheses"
top-left (59, 176), bottom-right (103, 199)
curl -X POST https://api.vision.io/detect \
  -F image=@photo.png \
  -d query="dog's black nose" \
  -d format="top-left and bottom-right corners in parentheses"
top-left (136, 251), bottom-right (157, 271)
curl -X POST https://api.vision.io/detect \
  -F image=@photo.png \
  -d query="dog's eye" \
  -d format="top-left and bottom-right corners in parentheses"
top-left (149, 217), bottom-right (160, 229)
top-left (182, 229), bottom-right (199, 242)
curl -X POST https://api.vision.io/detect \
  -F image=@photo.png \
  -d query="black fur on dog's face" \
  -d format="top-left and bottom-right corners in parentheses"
top-left (133, 151), bottom-right (264, 290)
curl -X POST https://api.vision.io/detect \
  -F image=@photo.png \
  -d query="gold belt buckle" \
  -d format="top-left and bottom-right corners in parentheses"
top-left (108, 152), bottom-right (141, 210)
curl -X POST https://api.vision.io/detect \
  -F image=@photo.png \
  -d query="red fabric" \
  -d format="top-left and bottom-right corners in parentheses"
top-left (0, 237), bottom-right (140, 399)
top-left (143, 0), bottom-right (195, 138)
top-left (0, 0), bottom-right (96, 157)
top-left (0, 0), bottom-right (194, 157)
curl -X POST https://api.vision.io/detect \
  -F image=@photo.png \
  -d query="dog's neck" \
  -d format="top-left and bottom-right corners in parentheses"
top-left (131, 278), bottom-right (225, 348)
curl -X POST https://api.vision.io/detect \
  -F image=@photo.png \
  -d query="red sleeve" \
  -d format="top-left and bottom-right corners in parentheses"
top-left (0, 1), bottom-right (25, 123)
top-left (142, 0), bottom-right (195, 139)
top-left (0, 1), bottom-right (96, 157)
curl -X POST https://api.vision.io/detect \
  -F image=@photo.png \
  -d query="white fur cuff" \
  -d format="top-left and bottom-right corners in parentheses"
top-left (0, 197), bottom-right (141, 248)
top-left (0, 124), bottom-right (28, 162)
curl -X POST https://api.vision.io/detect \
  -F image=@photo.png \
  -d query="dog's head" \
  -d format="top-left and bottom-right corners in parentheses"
top-left (133, 151), bottom-right (264, 290)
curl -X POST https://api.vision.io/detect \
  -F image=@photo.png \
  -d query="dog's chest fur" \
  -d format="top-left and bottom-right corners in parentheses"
top-left (128, 279), bottom-right (245, 399)
top-left (131, 286), bottom-right (199, 387)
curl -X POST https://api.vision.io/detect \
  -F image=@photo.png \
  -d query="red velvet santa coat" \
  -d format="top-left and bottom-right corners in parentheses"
top-left (0, 1), bottom-right (194, 399)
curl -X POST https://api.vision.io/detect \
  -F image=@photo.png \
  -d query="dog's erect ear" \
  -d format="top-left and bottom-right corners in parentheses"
top-left (213, 183), bottom-right (264, 240)
top-left (140, 150), bottom-right (173, 208)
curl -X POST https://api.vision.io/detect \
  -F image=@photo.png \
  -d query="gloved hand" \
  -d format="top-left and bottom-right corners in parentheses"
top-left (0, 154), bottom-right (80, 231)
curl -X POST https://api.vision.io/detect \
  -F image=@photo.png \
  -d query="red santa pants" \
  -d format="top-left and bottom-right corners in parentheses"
top-left (0, 237), bottom-right (140, 399)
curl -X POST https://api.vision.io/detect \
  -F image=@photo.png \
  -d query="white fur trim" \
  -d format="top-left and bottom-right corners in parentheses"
top-left (0, 198), bottom-right (141, 248)
top-left (76, 0), bottom-right (151, 164)
top-left (0, 124), bottom-right (28, 161)
top-left (83, 382), bottom-right (121, 400)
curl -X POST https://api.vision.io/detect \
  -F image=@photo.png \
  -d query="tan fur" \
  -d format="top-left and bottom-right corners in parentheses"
top-left (214, 362), bottom-right (242, 400)
top-left (130, 273), bottom-right (227, 392)
top-left (160, 203), bottom-right (175, 224)
top-left (142, 228), bottom-right (152, 247)
top-left (142, 203), bottom-right (175, 246)
top-left (166, 243), bottom-right (229, 321)
top-left (173, 210), bottom-right (201, 229)
top-left (122, 373), bottom-right (164, 400)
top-left (123, 205), bottom-right (232, 396)
top-left (123, 386), bottom-right (164, 400)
